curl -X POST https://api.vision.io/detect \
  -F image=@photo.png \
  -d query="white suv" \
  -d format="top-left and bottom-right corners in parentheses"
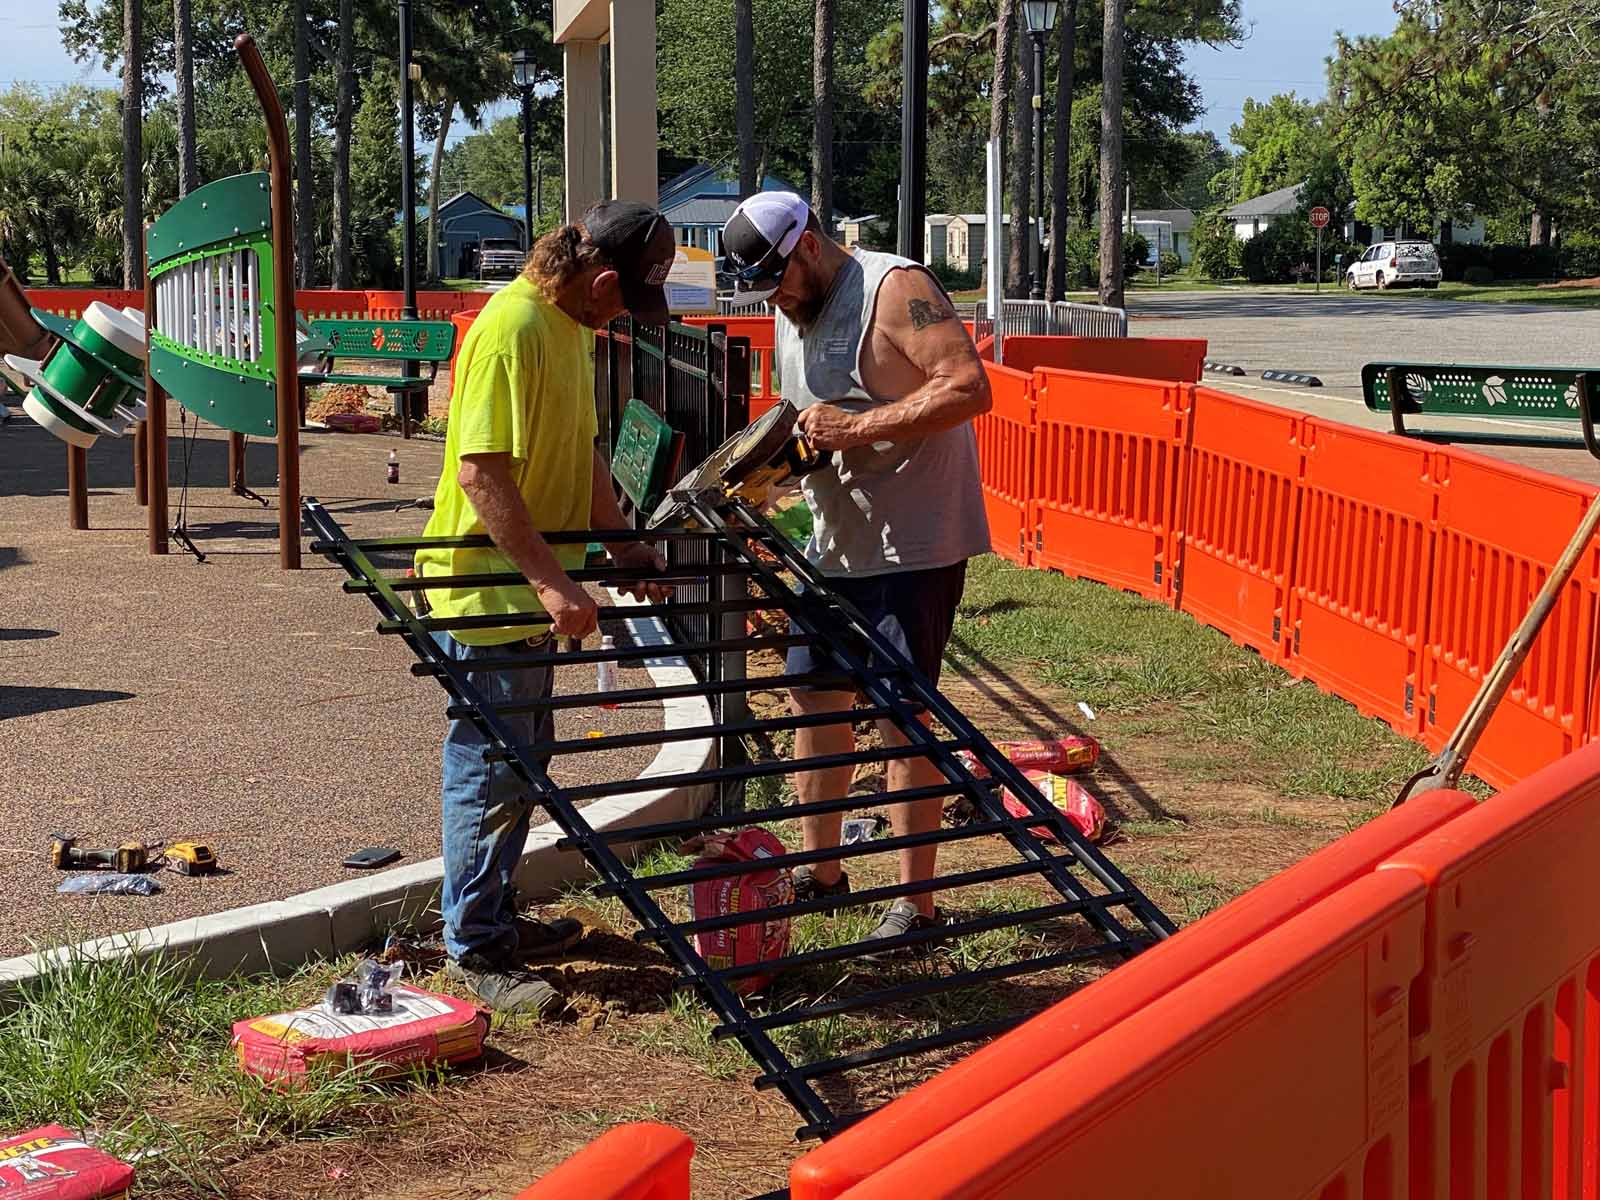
top-left (1346, 240), bottom-right (1443, 290)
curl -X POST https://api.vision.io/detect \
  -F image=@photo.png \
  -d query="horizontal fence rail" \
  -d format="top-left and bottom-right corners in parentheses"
top-left (25, 287), bottom-right (493, 322)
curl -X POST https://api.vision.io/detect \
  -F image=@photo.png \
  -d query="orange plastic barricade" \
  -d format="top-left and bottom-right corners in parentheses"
top-left (1422, 450), bottom-right (1598, 790)
top-left (789, 791), bottom-right (1474, 1200)
top-left (513, 1122), bottom-right (694, 1200)
top-left (682, 314), bottom-right (777, 401)
top-left (828, 870), bottom-right (1428, 1200)
top-left (1028, 368), bottom-right (1186, 600)
top-left (1378, 741), bottom-right (1600, 1200)
top-left (1175, 386), bottom-right (1306, 662)
top-left (975, 362), bottom-right (1036, 563)
top-left (27, 287), bottom-right (143, 318)
top-left (999, 334), bottom-right (1208, 383)
top-left (1290, 418), bottom-right (1441, 735)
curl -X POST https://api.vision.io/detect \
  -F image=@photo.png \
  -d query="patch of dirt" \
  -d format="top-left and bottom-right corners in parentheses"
top-left (303, 382), bottom-right (380, 423)
top-left (1542, 277), bottom-right (1600, 289)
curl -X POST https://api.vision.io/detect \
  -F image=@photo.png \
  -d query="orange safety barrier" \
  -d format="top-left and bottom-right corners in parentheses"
top-left (998, 334), bottom-right (1208, 383)
top-left (1420, 451), bottom-right (1599, 790)
top-left (513, 1122), bottom-right (694, 1200)
top-left (1026, 368), bottom-right (1187, 600)
top-left (1175, 386), bottom-right (1306, 663)
top-left (25, 287), bottom-right (491, 322)
top-left (1379, 740), bottom-right (1600, 1199)
top-left (1290, 418), bottom-right (1441, 735)
top-left (974, 361), bottom-right (1036, 563)
top-left (826, 870), bottom-right (1428, 1200)
top-left (789, 789), bottom-right (1475, 1200)
top-left (681, 314), bottom-right (777, 401)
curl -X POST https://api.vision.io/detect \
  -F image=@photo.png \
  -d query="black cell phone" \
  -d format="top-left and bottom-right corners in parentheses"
top-left (342, 846), bottom-right (401, 870)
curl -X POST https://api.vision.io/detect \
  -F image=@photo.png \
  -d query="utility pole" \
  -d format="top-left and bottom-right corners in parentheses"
top-left (897, 0), bottom-right (928, 262)
top-left (398, 0), bottom-right (417, 321)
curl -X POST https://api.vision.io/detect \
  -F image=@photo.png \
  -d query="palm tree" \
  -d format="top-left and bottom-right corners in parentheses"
top-left (293, 0), bottom-right (316, 287)
top-left (736, 0), bottom-right (758, 197)
top-left (331, 0), bottom-right (356, 288)
top-left (121, 0), bottom-right (143, 288)
top-left (1005, 15), bottom-right (1031, 299)
top-left (174, 0), bottom-right (198, 197)
top-left (1097, 0), bottom-right (1127, 308)
top-left (811, 0), bottom-right (834, 232)
top-left (1045, 0), bottom-right (1077, 300)
top-left (425, 94), bottom-right (456, 282)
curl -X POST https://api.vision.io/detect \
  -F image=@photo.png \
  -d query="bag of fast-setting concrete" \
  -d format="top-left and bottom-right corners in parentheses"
top-left (0, 1126), bottom-right (133, 1199)
top-left (1001, 771), bottom-right (1109, 844)
top-left (958, 736), bottom-right (1100, 778)
top-left (232, 985), bottom-right (488, 1084)
top-left (686, 828), bottom-right (794, 995)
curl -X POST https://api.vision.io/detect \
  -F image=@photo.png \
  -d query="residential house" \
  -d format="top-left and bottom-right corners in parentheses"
top-left (411, 190), bottom-right (527, 279)
top-left (1131, 209), bottom-right (1195, 264)
top-left (839, 215), bottom-right (887, 250)
top-left (924, 215), bottom-right (953, 267)
top-left (1223, 182), bottom-right (1485, 246)
top-left (942, 214), bottom-right (1040, 275)
top-left (657, 162), bottom-right (832, 255)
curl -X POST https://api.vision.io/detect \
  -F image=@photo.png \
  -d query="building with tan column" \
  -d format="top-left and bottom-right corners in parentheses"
top-left (554, 0), bottom-right (658, 217)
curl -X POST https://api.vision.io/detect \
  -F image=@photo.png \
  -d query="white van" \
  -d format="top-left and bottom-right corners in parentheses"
top-left (1346, 240), bottom-right (1443, 290)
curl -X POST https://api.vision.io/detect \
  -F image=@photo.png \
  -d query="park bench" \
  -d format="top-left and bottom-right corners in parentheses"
top-left (297, 316), bottom-right (457, 436)
top-left (1363, 361), bottom-right (1599, 458)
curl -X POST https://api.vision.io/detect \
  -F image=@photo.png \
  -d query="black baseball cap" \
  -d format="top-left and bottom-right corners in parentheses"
top-left (722, 192), bottom-right (811, 307)
top-left (582, 199), bottom-right (674, 324)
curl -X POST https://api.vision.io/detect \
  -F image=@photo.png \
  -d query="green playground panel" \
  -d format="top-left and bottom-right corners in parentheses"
top-left (1363, 362), bottom-right (1593, 420)
top-left (611, 398), bottom-right (676, 512)
top-left (146, 172), bottom-right (272, 268)
top-left (149, 341), bottom-right (279, 436)
top-left (308, 319), bottom-right (456, 361)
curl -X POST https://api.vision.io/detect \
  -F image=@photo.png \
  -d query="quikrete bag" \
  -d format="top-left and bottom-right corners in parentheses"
top-left (1002, 771), bottom-right (1110, 845)
top-left (685, 828), bottom-right (794, 995)
top-left (0, 1126), bottom-right (134, 1200)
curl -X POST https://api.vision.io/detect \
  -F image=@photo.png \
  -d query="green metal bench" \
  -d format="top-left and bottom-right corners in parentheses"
top-left (298, 317), bottom-right (457, 434)
top-left (1363, 361), bottom-right (1599, 458)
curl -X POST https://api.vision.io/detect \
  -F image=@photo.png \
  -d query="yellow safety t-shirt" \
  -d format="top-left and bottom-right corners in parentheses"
top-left (414, 275), bottom-right (597, 645)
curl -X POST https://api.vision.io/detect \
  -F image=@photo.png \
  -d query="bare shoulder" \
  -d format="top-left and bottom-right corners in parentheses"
top-left (873, 266), bottom-right (961, 338)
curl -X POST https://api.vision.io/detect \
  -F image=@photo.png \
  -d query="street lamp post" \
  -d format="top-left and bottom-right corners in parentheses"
top-left (513, 49), bottom-right (535, 250)
top-left (398, 0), bottom-right (417, 321)
top-left (1022, 0), bottom-right (1058, 301)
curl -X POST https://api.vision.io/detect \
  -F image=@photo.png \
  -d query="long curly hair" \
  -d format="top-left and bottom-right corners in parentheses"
top-left (522, 223), bottom-right (610, 299)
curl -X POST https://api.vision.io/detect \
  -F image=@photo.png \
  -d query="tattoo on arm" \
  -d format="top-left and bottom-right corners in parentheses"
top-left (907, 297), bottom-right (956, 330)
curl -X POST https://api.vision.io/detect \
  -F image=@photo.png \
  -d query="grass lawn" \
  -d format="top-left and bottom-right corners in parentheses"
top-left (0, 554), bottom-right (1478, 1197)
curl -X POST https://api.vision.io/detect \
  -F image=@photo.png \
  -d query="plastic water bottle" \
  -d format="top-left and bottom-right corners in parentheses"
top-left (596, 634), bottom-right (619, 709)
top-left (386, 449), bottom-right (400, 485)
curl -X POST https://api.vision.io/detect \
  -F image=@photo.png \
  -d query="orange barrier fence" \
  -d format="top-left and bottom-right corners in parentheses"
top-left (1000, 334), bottom-right (1208, 383)
top-left (973, 362), bottom-right (1600, 793)
top-left (514, 1123), bottom-right (693, 1200)
top-left (25, 287), bottom-right (491, 322)
top-left (681, 314), bottom-right (777, 407)
top-left (789, 790), bottom-right (1475, 1200)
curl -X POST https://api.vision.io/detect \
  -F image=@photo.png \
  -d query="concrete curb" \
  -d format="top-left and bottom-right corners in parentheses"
top-left (0, 594), bottom-right (713, 996)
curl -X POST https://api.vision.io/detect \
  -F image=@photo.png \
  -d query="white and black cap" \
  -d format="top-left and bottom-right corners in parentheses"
top-left (722, 191), bottom-right (811, 307)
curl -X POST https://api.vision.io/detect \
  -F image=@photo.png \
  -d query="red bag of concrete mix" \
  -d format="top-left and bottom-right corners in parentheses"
top-left (1002, 771), bottom-right (1109, 844)
top-left (959, 736), bottom-right (1100, 778)
top-left (0, 1126), bottom-right (133, 1199)
top-left (686, 828), bottom-right (794, 995)
top-left (232, 985), bottom-right (487, 1084)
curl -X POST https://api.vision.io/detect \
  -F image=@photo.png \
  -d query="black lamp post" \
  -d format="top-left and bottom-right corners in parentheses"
top-left (512, 49), bottom-right (535, 249)
top-left (1021, 0), bottom-right (1058, 301)
top-left (398, 0), bottom-right (417, 319)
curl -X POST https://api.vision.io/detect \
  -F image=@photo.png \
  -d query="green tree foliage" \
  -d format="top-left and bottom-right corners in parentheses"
top-left (1172, 129), bottom-right (1230, 212)
top-left (1228, 92), bottom-right (1320, 199)
top-left (1189, 208), bottom-right (1240, 279)
top-left (437, 113), bottom-right (564, 229)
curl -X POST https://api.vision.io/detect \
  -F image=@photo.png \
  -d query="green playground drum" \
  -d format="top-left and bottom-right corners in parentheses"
top-left (16, 302), bottom-right (146, 448)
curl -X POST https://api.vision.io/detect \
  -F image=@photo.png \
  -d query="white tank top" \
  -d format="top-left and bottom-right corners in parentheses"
top-left (774, 247), bottom-right (991, 576)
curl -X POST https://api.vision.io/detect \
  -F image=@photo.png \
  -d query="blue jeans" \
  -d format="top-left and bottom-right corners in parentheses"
top-left (432, 631), bottom-right (555, 963)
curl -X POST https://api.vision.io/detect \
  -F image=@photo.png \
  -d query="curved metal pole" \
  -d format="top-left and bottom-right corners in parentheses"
top-left (235, 33), bottom-right (302, 569)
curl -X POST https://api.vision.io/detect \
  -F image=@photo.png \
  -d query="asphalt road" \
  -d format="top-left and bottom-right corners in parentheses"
top-left (1125, 289), bottom-right (1600, 482)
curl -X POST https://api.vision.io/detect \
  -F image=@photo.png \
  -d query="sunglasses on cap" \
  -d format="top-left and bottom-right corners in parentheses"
top-left (732, 215), bottom-right (800, 289)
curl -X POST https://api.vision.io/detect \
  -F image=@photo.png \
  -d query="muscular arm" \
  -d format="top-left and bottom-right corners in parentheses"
top-left (795, 267), bottom-right (991, 450)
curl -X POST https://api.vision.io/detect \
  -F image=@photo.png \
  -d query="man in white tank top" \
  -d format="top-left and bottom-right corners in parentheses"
top-left (723, 192), bottom-right (991, 947)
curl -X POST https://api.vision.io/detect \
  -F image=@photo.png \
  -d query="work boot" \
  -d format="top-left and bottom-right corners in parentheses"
top-left (792, 865), bottom-right (851, 912)
top-left (446, 953), bottom-right (561, 1016)
top-left (512, 914), bottom-right (584, 961)
top-left (862, 900), bottom-right (942, 959)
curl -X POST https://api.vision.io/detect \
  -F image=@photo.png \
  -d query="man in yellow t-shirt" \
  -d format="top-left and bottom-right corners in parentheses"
top-left (417, 201), bottom-right (675, 1015)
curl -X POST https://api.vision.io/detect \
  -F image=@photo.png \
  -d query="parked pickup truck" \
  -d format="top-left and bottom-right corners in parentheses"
top-left (478, 238), bottom-right (524, 280)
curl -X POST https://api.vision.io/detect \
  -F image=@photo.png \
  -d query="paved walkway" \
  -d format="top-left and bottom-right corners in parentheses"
top-left (1125, 290), bottom-right (1600, 484)
top-left (0, 399), bottom-right (663, 956)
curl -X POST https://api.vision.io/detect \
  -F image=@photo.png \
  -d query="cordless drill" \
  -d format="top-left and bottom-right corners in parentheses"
top-left (50, 834), bottom-right (149, 874)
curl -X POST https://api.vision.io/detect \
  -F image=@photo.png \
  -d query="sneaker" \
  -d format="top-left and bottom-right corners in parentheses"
top-left (792, 865), bottom-right (851, 911)
top-left (863, 900), bottom-right (942, 958)
top-left (446, 954), bottom-right (561, 1016)
top-left (512, 914), bottom-right (584, 961)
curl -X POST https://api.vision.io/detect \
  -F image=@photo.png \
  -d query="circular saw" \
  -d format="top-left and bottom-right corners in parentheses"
top-left (647, 400), bottom-right (831, 530)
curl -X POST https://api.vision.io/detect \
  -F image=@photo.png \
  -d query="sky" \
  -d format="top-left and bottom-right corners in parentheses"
top-left (1184, 0), bottom-right (1401, 147)
top-left (0, 0), bottom-right (1402, 151)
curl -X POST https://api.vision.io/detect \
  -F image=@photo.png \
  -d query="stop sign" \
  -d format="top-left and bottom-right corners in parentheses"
top-left (1309, 206), bottom-right (1331, 229)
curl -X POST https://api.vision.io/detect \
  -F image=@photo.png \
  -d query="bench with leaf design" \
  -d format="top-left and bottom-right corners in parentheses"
top-left (297, 317), bottom-right (457, 434)
top-left (1363, 361), bottom-right (1599, 458)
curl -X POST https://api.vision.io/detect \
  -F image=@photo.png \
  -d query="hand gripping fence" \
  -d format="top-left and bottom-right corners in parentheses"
top-left (304, 494), bottom-right (1174, 1140)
